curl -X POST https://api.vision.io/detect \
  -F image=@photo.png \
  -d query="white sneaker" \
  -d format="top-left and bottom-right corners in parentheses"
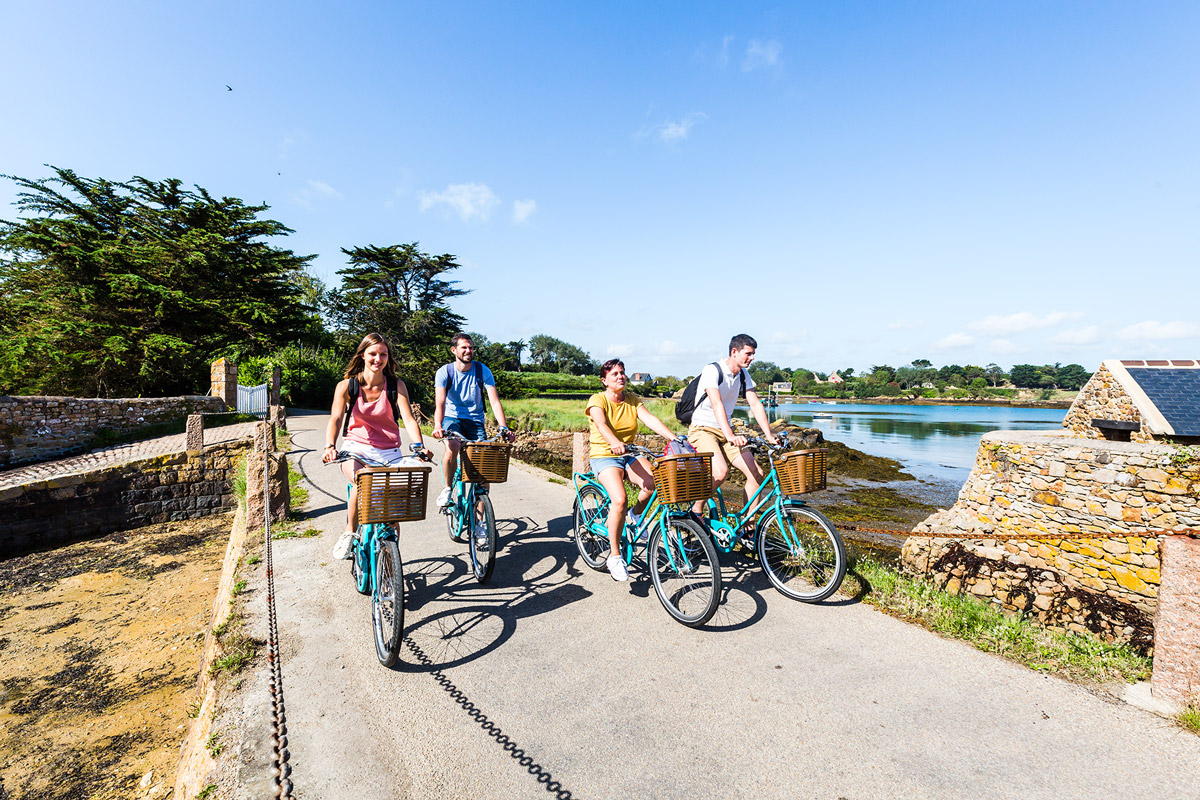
top-left (436, 486), bottom-right (452, 509)
top-left (332, 531), bottom-right (357, 560)
top-left (474, 522), bottom-right (490, 551)
top-left (606, 555), bottom-right (629, 582)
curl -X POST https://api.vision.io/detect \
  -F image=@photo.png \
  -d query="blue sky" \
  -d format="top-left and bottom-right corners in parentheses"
top-left (2, 1), bottom-right (1197, 378)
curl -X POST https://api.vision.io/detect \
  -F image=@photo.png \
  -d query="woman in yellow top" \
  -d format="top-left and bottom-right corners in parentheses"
top-left (586, 358), bottom-right (680, 582)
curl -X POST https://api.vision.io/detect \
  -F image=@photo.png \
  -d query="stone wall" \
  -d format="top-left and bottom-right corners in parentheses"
top-left (0, 441), bottom-right (248, 557)
top-left (1061, 363), bottom-right (1150, 442)
top-left (0, 395), bottom-right (226, 469)
top-left (903, 431), bottom-right (1199, 650)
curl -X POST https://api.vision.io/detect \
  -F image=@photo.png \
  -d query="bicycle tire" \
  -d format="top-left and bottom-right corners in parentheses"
top-left (467, 494), bottom-right (497, 583)
top-left (372, 534), bottom-right (404, 667)
top-left (446, 484), bottom-right (466, 543)
top-left (756, 502), bottom-right (846, 602)
top-left (572, 484), bottom-right (610, 571)
top-left (350, 528), bottom-right (370, 595)
top-left (648, 516), bottom-right (722, 627)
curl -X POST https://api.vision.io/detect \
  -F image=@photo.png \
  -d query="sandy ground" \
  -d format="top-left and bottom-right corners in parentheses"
top-left (0, 513), bottom-right (232, 800)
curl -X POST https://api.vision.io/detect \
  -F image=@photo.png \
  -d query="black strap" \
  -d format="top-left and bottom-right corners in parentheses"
top-left (474, 361), bottom-right (483, 395)
top-left (342, 375), bottom-right (400, 438)
top-left (708, 361), bottom-right (747, 398)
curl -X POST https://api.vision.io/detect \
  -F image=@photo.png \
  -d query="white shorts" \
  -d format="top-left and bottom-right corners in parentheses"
top-left (342, 439), bottom-right (423, 468)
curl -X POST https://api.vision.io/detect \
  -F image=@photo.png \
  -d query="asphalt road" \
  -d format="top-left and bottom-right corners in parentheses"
top-left (264, 411), bottom-right (1200, 800)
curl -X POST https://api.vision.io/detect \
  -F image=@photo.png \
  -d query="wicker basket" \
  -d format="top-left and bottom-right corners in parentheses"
top-left (462, 441), bottom-right (511, 484)
top-left (775, 448), bottom-right (827, 495)
top-left (652, 452), bottom-right (714, 504)
top-left (355, 466), bottom-right (431, 524)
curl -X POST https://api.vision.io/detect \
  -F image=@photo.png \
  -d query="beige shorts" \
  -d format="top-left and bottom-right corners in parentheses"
top-left (687, 426), bottom-right (748, 466)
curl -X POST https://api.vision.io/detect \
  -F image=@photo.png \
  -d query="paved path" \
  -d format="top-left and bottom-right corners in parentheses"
top-left (263, 412), bottom-right (1200, 800)
top-left (0, 422), bottom-right (260, 490)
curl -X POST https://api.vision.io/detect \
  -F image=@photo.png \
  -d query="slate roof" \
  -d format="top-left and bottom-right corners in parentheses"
top-left (1107, 359), bottom-right (1200, 437)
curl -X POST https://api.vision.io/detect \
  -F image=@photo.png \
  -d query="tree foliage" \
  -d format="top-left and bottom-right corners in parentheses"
top-left (0, 167), bottom-right (315, 396)
top-left (527, 334), bottom-right (597, 375)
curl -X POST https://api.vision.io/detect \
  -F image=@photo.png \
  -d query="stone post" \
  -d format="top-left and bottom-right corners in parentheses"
top-left (270, 365), bottom-right (282, 406)
top-left (572, 432), bottom-right (589, 476)
top-left (269, 404), bottom-right (287, 431)
top-left (210, 358), bottom-right (237, 410)
top-left (1151, 535), bottom-right (1200, 706)
top-left (245, 422), bottom-right (289, 531)
top-left (185, 415), bottom-right (204, 453)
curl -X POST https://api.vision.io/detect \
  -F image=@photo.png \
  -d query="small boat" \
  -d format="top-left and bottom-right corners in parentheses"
top-left (813, 412), bottom-right (833, 419)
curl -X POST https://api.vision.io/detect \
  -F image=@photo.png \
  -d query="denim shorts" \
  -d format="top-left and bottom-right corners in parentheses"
top-left (591, 454), bottom-right (637, 475)
top-left (445, 417), bottom-right (486, 442)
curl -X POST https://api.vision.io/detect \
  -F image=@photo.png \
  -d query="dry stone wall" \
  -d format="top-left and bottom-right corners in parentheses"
top-left (0, 395), bottom-right (225, 469)
top-left (1061, 363), bottom-right (1150, 442)
top-left (903, 430), bottom-right (1199, 650)
top-left (0, 441), bottom-right (248, 557)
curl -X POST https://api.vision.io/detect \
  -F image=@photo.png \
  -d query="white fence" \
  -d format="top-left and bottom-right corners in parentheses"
top-left (237, 382), bottom-right (270, 416)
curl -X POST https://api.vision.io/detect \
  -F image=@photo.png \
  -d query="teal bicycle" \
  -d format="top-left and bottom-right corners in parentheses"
top-left (330, 446), bottom-right (431, 667)
top-left (441, 429), bottom-right (511, 584)
top-left (572, 443), bottom-right (722, 627)
top-left (703, 431), bottom-right (846, 602)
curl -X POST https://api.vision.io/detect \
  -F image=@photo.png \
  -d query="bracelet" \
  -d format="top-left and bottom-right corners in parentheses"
top-left (325, 444), bottom-right (335, 449)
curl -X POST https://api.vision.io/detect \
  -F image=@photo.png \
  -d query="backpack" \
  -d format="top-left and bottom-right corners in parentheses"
top-left (675, 362), bottom-right (747, 425)
top-left (342, 375), bottom-right (400, 437)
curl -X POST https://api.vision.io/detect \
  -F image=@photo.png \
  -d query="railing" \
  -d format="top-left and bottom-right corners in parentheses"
top-left (237, 382), bottom-right (270, 417)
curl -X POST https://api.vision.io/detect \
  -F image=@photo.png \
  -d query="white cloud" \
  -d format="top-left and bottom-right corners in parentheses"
top-left (1117, 320), bottom-right (1200, 340)
top-left (989, 338), bottom-right (1021, 355)
top-left (418, 182), bottom-right (499, 222)
top-left (605, 343), bottom-right (632, 356)
top-left (743, 39), bottom-right (782, 71)
top-left (718, 34), bottom-right (735, 67)
top-left (512, 199), bottom-right (537, 224)
top-left (888, 319), bottom-right (925, 331)
top-left (967, 311), bottom-right (1082, 336)
top-left (935, 332), bottom-right (975, 349)
top-left (307, 180), bottom-right (342, 199)
top-left (654, 112), bottom-right (707, 143)
top-left (1050, 326), bottom-right (1102, 346)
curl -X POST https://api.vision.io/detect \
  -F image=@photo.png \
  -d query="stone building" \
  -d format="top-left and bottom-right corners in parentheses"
top-left (1062, 359), bottom-right (1200, 443)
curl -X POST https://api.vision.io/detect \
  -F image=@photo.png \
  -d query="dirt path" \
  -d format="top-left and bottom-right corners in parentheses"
top-left (0, 513), bottom-right (232, 800)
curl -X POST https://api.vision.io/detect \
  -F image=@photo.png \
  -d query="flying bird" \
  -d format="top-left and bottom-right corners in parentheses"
top-left (225, 85), bottom-right (233, 91)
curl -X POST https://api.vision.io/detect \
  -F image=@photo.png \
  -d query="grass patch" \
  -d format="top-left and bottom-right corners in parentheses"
top-left (495, 397), bottom-right (682, 434)
top-left (272, 526), bottom-right (320, 540)
top-left (196, 784), bottom-right (217, 799)
top-left (232, 579), bottom-right (247, 595)
top-left (1179, 705), bottom-right (1200, 734)
top-left (187, 700), bottom-right (200, 719)
top-left (205, 731), bottom-right (224, 758)
top-left (547, 477), bottom-right (566, 485)
top-left (246, 554), bottom-right (261, 566)
top-left (851, 557), bottom-right (1151, 684)
top-left (287, 458), bottom-right (309, 508)
top-left (822, 486), bottom-right (934, 525)
top-left (209, 610), bottom-right (257, 677)
top-left (232, 454), bottom-right (248, 509)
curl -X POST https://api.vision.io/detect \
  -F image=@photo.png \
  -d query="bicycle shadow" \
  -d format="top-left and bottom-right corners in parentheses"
top-left (395, 521), bottom-right (592, 672)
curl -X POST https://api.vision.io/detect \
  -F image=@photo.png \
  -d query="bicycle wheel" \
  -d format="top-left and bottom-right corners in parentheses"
top-left (572, 484), bottom-right (610, 571)
top-left (350, 527), bottom-right (370, 595)
top-left (372, 534), bottom-right (404, 667)
top-left (446, 485), bottom-right (466, 543)
top-left (648, 516), bottom-right (722, 627)
top-left (757, 502), bottom-right (846, 602)
top-left (466, 494), bottom-right (497, 583)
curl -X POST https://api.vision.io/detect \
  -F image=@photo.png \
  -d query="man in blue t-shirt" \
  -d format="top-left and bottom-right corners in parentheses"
top-left (432, 333), bottom-right (515, 515)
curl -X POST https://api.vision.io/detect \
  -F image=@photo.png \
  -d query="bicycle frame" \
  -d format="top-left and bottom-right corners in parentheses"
top-left (444, 456), bottom-right (485, 537)
top-left (704, 449), bottom-right (808, 553)
top-left (345, 481), bottom-right (397, 594)
top-left (571, 469), bottom-right (698, 574)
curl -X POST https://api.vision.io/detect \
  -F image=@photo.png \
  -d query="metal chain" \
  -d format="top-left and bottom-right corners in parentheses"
top-left (263, 449), bottom-right (294, 799)
top-left (840, 522), bottom-right (1200, 540)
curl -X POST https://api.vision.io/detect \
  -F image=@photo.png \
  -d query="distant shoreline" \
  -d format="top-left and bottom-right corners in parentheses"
top-left (762, 396), bottom-right (1075, 410)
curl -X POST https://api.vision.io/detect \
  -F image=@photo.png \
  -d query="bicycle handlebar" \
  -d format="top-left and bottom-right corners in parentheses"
top-left (441, 428), bottom-right (512, 445)
top-left (326, 444), bottom-right (433, 468)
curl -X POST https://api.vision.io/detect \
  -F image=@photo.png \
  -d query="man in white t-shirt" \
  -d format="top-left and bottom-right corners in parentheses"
top-left (686, 333), bottom-right (777, 513)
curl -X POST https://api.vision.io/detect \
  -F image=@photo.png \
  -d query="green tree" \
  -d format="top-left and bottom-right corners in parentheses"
top-left (1009, 364), bottom-right (1042, 388)
top-left (0, 167), bottom-right (314, 397)
top-left (1058, 363), bottom-right (1090, 391)
top-left (749, 360), bottom-right (783, 384)
top-left (527, 334), bottom-right (596, 375)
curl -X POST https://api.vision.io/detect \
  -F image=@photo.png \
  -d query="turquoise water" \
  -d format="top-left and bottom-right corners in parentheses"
top-left (733, 402), bottom-right (1067, 488)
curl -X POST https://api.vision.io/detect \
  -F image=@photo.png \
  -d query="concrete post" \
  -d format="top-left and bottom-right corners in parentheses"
top-left (1151, 535), bottom-right (1200, 706)
top-left (271, 365), bottom-right (282, 406)
top-left (210, 358), bottom-right (237, 410)
top-left (572, 432), bottom-right (589, 476)
top-left (185, 415), bottom-right (204, 453)
top-left (246, 422), bottom-right (289, 531)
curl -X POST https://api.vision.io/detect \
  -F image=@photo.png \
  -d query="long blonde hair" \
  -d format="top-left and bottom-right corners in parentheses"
top-left (343, 333), bottom-right (398, 380)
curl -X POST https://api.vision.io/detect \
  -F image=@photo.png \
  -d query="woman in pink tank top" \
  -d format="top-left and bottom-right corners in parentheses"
top-left (322, 333), bottom-right (431, 559)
